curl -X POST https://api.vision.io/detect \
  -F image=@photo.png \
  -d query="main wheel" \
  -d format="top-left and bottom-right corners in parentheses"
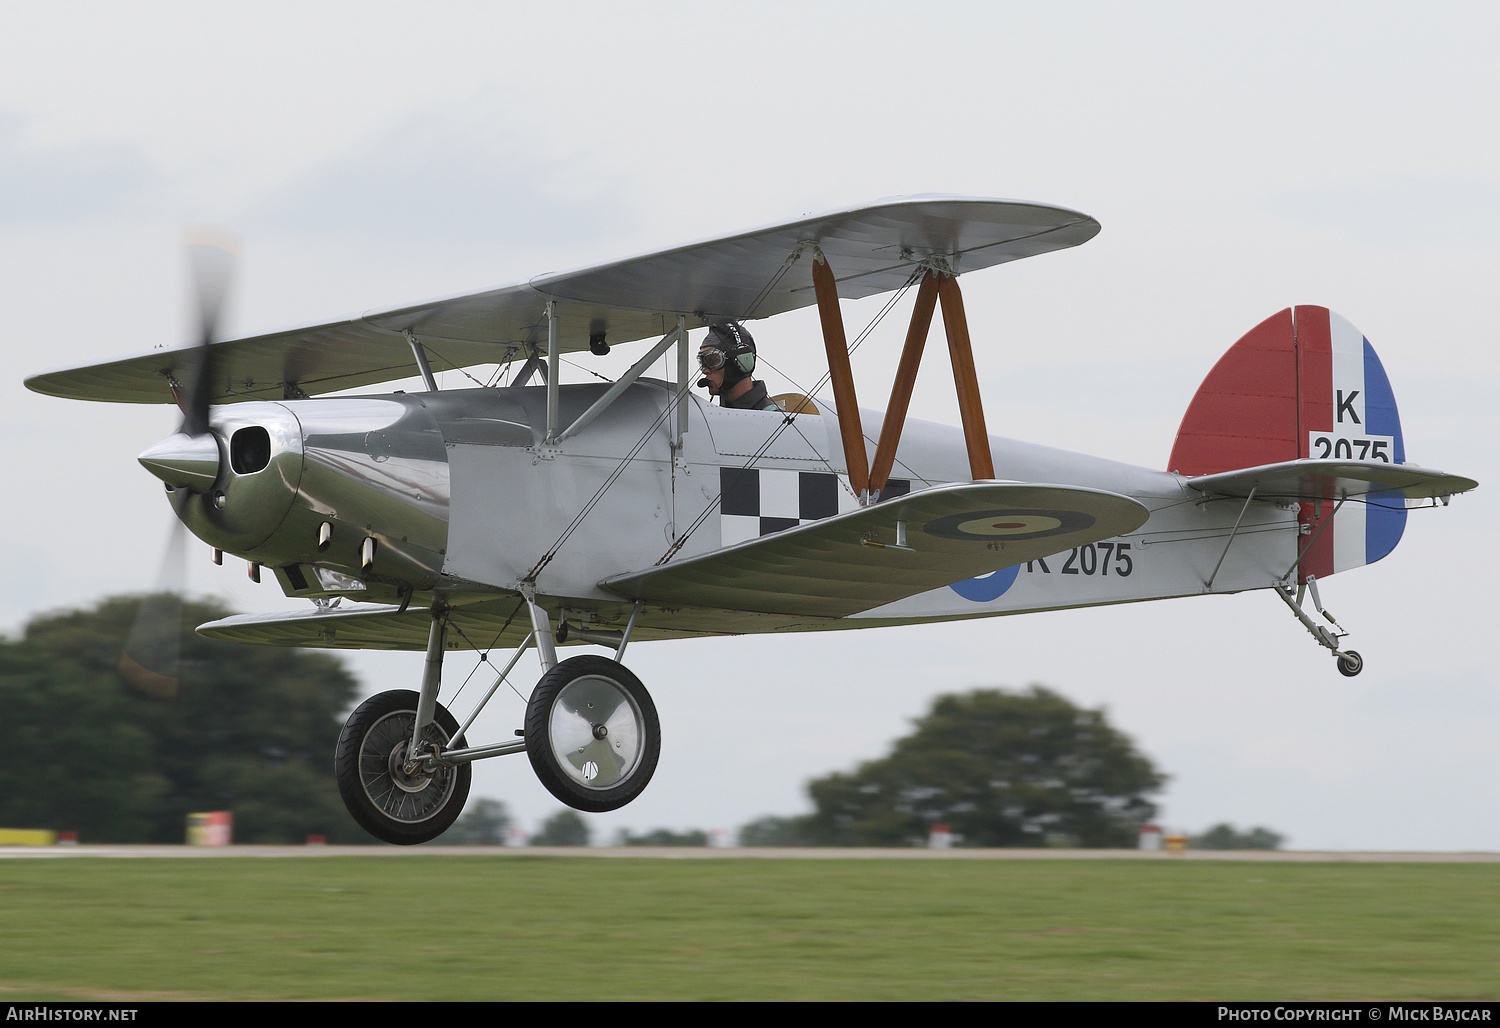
top-left (335, 689), bottom-right (471, 845)
top-left (1336, 650), bottom-right (1364, 677)
top-left (525, 656), bottom-right (660, 812)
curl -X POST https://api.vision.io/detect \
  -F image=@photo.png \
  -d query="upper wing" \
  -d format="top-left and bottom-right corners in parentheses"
top-left (1186, 459), bottom-right (1478, 502)
top-left (601, 482), bottom-right (1148, 618)
top-left (26, 195), bottom-right (1098, 405)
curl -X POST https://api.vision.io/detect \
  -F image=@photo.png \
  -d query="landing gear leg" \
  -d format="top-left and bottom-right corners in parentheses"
top-left (335, 605), bottom-right (473, 844)
top-left (517, 586), bottom-right (659, 811)
top-left (1274, 576), bottom-right (1362, 677)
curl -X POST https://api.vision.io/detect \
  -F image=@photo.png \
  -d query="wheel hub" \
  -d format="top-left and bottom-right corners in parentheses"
top-left (355, 708), bottom-right (459, 823)
top-left (548, 675), bottom-right (645, 790)
top-left (337, 691), bottom-right (473, 844)
top-left (525, 656), bottom-right (661, 814)
top-left (388, 740), bottom-right (436, 793)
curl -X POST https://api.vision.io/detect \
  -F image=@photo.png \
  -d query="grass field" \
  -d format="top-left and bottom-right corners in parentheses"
top-left (1, 855), bottom-right (1497, 1001)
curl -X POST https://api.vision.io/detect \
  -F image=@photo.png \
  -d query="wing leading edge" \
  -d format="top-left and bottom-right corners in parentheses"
top-left (601, 482), bottom-right (1149, 619)
top-left (27, 195), bottom-right (1098, 405)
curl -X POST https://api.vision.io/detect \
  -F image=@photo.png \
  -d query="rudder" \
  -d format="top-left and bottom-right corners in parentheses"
top-left (1169, 307), bottom-right (1408, 582)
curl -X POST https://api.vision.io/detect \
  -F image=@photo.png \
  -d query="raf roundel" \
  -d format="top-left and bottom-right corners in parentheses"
top-left (923, 508), bottom-right (1096, 542)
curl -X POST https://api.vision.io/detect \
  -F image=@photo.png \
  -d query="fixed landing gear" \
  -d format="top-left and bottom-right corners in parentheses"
top-left (334, 599), bottom-right (657, 844)
top-left (526, 656), bottom-right (661, 812)
top-left (1275, 575), bottom-right (1363, 677)
top-left (335, 689), bottom-right (471, 845)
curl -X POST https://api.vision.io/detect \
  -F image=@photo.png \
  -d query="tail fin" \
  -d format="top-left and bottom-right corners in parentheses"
top-left (1169, 307), bottom-right (1407, 580)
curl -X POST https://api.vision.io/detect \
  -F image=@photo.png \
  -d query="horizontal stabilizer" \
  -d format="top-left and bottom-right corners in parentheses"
top-left (602, 482), bottom-right (1149, 618)
top-left (1186, 459), bottom-right (1477, 502)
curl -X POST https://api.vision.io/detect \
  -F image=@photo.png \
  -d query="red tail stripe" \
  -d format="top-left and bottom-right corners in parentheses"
top-left (1167, 308), bottom-right (1297, 476)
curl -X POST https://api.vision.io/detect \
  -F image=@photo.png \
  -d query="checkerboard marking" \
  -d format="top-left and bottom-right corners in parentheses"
top-left (719, 468), bottom-right (910, 547)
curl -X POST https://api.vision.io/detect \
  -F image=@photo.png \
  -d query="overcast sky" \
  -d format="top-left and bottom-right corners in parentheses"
top-left (3, 1), bottom-right (1496, 849)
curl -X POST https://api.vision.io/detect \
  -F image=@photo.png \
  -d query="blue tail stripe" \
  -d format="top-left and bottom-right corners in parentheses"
top-left (1361, 338), bottom-right (1407, 563)
top-left (1362, 338), bottom-right (1404, 463)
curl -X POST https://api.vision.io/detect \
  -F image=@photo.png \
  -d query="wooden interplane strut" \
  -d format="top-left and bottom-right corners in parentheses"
top-left (869, 272), bottom-right (940, 496)
top-left (938, 274), bottom-right (996, 481)
top-left (811, 252), bottom-right (870, 500)
top-left (810, 260), bottom-right (996, 503)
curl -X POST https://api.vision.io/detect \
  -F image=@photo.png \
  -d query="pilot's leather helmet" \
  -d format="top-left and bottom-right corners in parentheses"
top-left (699, 322), bottom-right (757, 384)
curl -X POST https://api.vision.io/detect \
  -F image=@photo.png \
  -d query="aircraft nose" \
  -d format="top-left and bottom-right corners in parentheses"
top-left (138, 432), bottom-right (221, 492)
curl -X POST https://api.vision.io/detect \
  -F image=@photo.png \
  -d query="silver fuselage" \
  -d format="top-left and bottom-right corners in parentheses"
top-left (172, 379), bottom-right (1297, 640)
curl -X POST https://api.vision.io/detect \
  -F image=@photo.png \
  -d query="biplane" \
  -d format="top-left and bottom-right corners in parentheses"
top-left (25, 195), bottom-right (1477, 844)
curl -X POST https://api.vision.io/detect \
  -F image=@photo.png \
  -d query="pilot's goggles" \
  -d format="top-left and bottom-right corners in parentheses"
top-left (697, 347), bottom-right (728, 371)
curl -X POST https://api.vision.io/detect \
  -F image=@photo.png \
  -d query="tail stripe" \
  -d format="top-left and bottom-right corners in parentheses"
top-left (1359, 335), bottom-right (1408, 564)
top-left (1170, 306), bottom-right (1407, 583)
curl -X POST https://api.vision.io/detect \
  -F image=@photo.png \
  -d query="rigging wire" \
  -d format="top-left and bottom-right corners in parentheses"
top-left (750, 271), bottom-right (933, 493)
top-left (469, 254), bottom-right (931, 585)
top-left (738, 249), bottom-right (803, 321)
top-left (653, 269), bottom-right (925, 565)
top-left (417, 343), bottom-right (490, 389)
top-left (524, 376), bottom-right (696, 583)
top-left (522, 244), bottom-right (819, 582)
top-left (444, 602), bottom-right (533, 705)
top-left (559, 354), bottom-right (616, 383)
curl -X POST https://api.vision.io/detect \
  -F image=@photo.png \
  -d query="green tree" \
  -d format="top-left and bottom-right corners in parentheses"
top-left (738, 815), bottom-right (814, 847)
top-left (803, 687), bottom-right (1165, 848)
top-left (617, 827), bottom-right (708, 847)
top-left (532, 809), bottom-right (590, 846)
top-left (1190, 823), bottom-right (1284, 850)
top-left (0, 594), bottom-right (366, 844)
top-left (442, 798), bottom-right (513, 845)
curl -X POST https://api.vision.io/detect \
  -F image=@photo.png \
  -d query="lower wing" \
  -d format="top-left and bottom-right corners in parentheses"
top-left (602, 481), bottom-right (1149, 618)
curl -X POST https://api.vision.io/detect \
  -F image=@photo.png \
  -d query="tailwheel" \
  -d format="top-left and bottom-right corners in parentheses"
top-left (335, 689), bottom-right (471, 845)
top-left (1274, 581), bottom-right (1366, 677)
top-left (1336, 650), bottom-right (1364, 678)
top-left (525, 655), bottom-right (660, 812)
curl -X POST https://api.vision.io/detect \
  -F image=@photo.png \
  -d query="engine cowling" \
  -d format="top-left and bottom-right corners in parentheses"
top-left (141, 396), bottom-right (452, 603)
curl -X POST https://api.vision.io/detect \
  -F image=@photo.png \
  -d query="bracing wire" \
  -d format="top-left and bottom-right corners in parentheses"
top-left (524, 245), bottom-right (817, 581)
top-left (653, 269), bottom-right (925, 565)
top-left (443, 600), bottom-right (531, 705)
top-left (524, 375), bottom-right (696, 582)
top-left (491, 254), bottom-right (930, 581)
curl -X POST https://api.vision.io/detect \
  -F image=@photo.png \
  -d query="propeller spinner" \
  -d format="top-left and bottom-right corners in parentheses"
top-left (119, 230), bottom-right (240, 699)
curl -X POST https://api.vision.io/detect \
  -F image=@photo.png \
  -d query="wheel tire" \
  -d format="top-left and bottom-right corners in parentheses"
top-left (1336, 650), bottom-right (1364, 678)
top-left (525, 656), bottom-right (660, 813)
top-left (335, 689), bottom-right (471, 845)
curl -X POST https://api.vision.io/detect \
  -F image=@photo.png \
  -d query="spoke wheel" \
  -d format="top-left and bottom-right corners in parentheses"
top-left (335, 689), bottom-right (471, 845)
top-left (526, 656), bottom-right (660, 812)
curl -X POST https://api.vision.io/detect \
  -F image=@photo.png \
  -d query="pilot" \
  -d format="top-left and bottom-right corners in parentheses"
top-left (697, 322), bottom-right (781, 411)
